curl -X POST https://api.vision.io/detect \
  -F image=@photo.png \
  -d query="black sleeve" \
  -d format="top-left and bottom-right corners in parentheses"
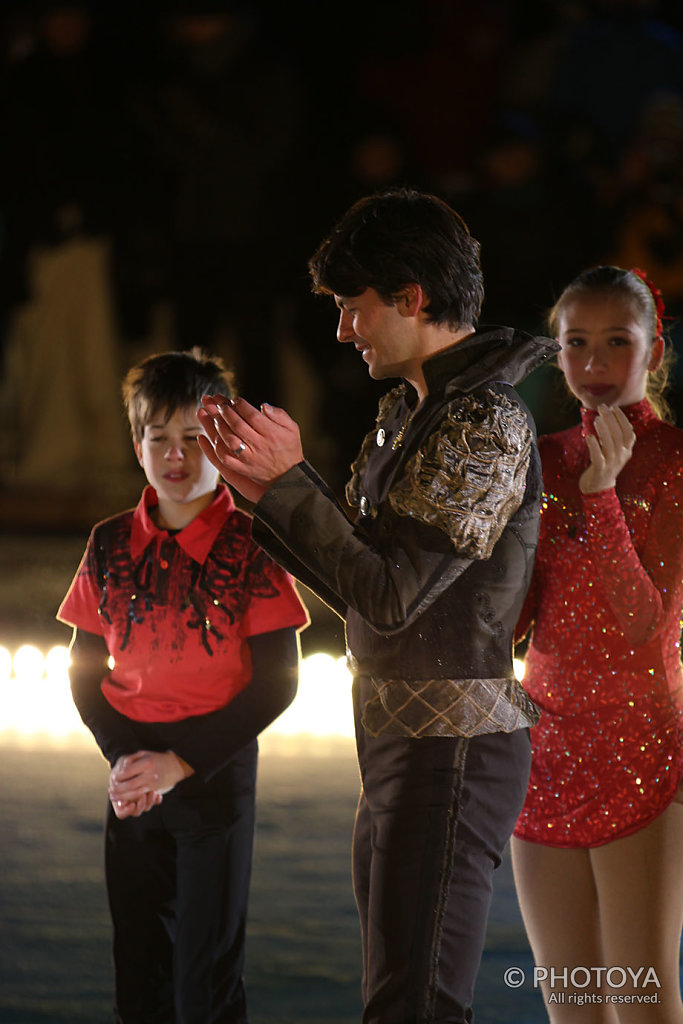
top-left (251, 517), bottom-right (348, 620)
top-left (68, 627), bottom-right (144, 767)
top-left (151, 627), bottom-right (300, 782)
top-left (252, 461), bottom-right (471, 635)
top-left (252, 397), bottom-right (533, 638)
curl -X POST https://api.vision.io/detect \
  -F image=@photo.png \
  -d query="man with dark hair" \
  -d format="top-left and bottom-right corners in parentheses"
top-left (198, 188), bottom-right (557, 1023)
top-left (309, 188), bottom-right (484, 330)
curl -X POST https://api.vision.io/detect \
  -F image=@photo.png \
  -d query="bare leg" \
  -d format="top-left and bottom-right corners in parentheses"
top-left (511, 837), bottom-right (618, 1023)
top-left (590, 799), bottom-right (683, 1023)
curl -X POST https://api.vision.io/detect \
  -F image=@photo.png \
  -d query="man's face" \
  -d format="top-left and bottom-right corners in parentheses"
top-left (334, 287), bottom-right (420, 381)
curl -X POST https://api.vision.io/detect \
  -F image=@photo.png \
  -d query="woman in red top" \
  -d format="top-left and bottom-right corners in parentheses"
top-left (512, 266), bottom-right (683, 1022)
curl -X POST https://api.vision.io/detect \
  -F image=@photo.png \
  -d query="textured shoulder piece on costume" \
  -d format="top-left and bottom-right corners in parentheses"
top-left (389, 389), bottom-right (532, 560)
top-left (345, 384), bottom-right (406, 508)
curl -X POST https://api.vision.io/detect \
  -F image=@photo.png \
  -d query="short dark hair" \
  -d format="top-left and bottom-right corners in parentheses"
top-left (308, 187), bottom-right (484, 329)
top-left (122, 347), bottom-right (234, 443)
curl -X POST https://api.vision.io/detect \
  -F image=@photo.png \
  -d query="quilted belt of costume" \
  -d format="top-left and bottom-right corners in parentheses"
top-left (360, 675), bottom-right (540, 738)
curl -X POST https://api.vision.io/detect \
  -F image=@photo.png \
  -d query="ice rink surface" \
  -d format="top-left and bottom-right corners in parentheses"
top-left (0, 740), bottom-right (546, 1024)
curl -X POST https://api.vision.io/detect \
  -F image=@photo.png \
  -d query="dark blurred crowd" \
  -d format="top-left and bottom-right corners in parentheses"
top-left (1, 0), bottom-right (683, 493)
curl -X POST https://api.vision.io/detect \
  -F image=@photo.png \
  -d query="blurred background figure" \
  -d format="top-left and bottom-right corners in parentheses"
top-left (0, 2), bottom-right (134, 517)
top-left (126, 4), bottom-right (301, 408)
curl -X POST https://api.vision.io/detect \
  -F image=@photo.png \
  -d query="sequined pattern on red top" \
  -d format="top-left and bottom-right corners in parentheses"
top-left (514, 399), bottom-right (683, 847)
top-left (58, 485), bottom-right (308, 722)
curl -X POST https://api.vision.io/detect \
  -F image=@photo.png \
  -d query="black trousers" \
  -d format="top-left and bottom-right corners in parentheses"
top-left (353, 695), bottom-right (531, 1024)
top-left (105, 741), bottom-right (257, 1024)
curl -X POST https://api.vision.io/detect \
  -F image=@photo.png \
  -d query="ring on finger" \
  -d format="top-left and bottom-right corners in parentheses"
top-left (233, 441), bottom-right (247, 457)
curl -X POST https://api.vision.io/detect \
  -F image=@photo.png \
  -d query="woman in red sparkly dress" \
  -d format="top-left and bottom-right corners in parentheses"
top-left (511, 266), bottom-right (683, 1022)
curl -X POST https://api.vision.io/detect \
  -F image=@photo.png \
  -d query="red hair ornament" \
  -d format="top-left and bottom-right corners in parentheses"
top-left (630, 266), bottom-right (665, 340)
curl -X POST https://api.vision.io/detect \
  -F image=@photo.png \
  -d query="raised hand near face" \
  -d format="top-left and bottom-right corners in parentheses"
top-left (197, 395), bottom-right (304, 503)
top-left (579, 404), bottom-right (636, 494)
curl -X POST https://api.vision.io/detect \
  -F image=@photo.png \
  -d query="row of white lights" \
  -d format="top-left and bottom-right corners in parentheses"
top-left (0, 644), bottom-right (526, 749)
top-left (0, 644), bottom-right (357, 746)
top-left (0, 642), bottom-right (71, 682)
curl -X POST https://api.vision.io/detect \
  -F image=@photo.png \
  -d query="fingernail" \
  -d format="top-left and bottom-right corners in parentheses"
top-left (262, 402), bottom-right (272, 412)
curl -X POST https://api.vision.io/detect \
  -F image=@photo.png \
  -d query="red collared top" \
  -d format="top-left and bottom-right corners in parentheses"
top-left (58, 485), bottom-right (309, 722)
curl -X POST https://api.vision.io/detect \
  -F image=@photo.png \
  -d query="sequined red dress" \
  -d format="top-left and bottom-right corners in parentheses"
top-left (514, 399), bottom-right (683, 847)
